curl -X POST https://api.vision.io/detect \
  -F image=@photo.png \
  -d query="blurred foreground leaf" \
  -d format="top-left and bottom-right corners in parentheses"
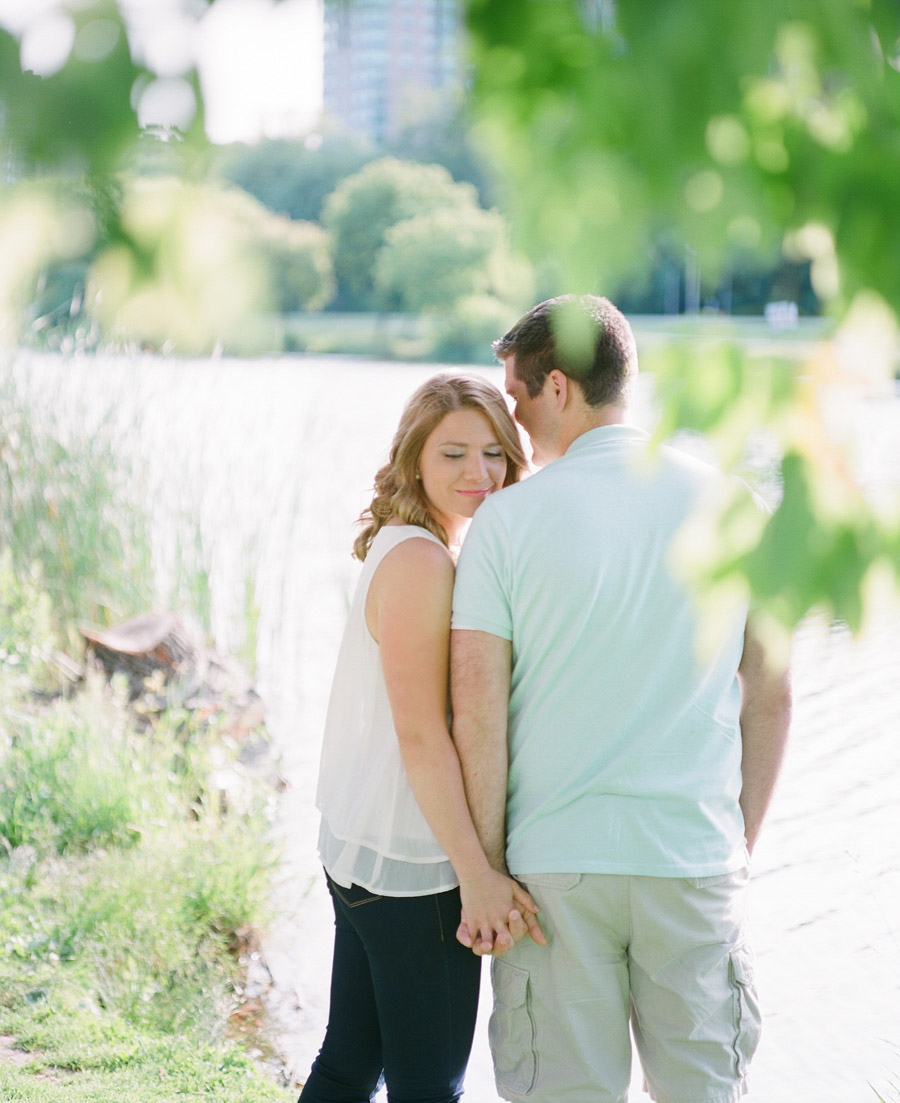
top-left (0, 0), bottom-right (898, 640)
top-left (0, 1), bottom-right (145, 176)
top-left (465, 0), bottom-right (900, 638)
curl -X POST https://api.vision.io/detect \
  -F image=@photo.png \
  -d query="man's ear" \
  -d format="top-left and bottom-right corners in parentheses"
top-left (547, 369), bottom-right (569, 412)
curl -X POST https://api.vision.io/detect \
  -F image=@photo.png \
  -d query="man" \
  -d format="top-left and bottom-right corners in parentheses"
top-left (451, 295), bottom-right (791, 1103)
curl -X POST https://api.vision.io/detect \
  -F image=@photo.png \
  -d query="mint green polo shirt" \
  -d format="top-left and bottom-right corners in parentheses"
top-left (452, 425), bottom-right (749, 877)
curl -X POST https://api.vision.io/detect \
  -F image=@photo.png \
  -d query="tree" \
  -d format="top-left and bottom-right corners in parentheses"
top-left (386, 100), bottom-right (503, 209)
top-left (2, 173), bottom-right (336, 352)
top-left (464, 0), bottom-right (900, 641)
top-left (467, 1), bottom-right (900, 305)
top-left (216, 135), bottom-right (373, 223)
top-left (257, 216), bottom-right (335, 314)
top-left (374, 206), bottom-right (502, 312)
top-left (1, 0), bottom-right (898, 635)
top-left (322, 157), bottom-right (483, 307)
top-left (9, 175), bottom-right (334, 352)
top-left (0, 0), bottom-right (163, 176)
top-left (84, 178), bottom-right (269, 352)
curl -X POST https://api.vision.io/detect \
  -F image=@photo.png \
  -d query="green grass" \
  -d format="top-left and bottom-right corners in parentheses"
top-left (1, 822), bottom-right (272, 1033)
top-left (0, 673), bottom-right (288, 1100)
top-left (0, 550), bottom-right (61, 694)
top-left (629, 312), bottom-right (833, 339)
top-left (0, 674), bottom-right (152, 855)
top-left (0, 353), bottom-right (290, 1099)
top-left (0, 1009), bottom-right (289, 1102)
top-left (277, 310), bottom-right (434, 360)
top-left (0, 559), bottom-right (289, 1102)
top-left (871, 1058), bottom-right (900, 1102)
top-left (272, 309), bottom-right (836, 364)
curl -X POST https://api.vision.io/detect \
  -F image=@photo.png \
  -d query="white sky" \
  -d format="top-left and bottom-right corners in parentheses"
top-left (0, 0), bottom-right (324, 144)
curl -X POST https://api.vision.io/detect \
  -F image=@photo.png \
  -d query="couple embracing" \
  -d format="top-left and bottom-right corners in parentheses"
top-left (299, 295), bottom-right (792, 1103)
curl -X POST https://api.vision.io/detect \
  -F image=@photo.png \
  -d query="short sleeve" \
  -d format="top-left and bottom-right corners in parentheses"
top-left (452, 501), bottom-right (513, 640)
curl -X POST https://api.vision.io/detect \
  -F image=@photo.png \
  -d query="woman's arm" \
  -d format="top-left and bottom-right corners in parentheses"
top-left (368, 535), bottom-right (540, 955)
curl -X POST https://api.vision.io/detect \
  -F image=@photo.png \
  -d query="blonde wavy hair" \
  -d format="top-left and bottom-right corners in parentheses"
top-left (354, 373), bottom-right (527, 560)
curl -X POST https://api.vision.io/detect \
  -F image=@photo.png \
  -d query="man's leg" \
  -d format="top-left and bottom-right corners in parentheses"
top-left (490, 873), bottom-right (632, 1103)
top-left (629, 870), bottom-right (762, 1103)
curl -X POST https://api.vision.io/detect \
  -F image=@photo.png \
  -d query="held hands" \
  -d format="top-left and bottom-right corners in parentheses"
top-left (455, 870), bottom-right (547, 958)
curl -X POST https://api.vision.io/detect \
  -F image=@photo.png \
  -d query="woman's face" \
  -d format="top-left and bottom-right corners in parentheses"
top-left (418, 408), bottom-right (508, 534)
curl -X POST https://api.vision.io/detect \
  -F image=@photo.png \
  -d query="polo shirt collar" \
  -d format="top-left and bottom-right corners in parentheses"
top-left (564, 424), bottom-right (649, 457)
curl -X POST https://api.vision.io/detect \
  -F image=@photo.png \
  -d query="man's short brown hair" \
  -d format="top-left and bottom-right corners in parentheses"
top-left (493, 295), bottom-right (638, 407)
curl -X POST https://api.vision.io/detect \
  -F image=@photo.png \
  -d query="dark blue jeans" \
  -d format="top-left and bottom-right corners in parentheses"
top-left (298, 874), bottom-right (481, 1103)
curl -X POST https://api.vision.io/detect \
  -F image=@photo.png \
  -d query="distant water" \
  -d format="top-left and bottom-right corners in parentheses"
top-left (4, 349), bottom-right (899, 1103)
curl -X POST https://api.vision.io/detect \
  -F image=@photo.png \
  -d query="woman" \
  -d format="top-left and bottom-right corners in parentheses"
top-left (300, 373), bottom-right (538, 1103)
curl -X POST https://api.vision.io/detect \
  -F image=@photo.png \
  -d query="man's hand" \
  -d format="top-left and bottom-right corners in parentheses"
top-left (456, 878), bottom-right (547, 957)
top-left (454, 868), bottom-right (544, 956)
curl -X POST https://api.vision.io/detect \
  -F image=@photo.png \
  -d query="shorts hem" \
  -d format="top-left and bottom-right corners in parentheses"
top-left (646, 1079), bottom-right (748, 1103)
top-left (494, 1082), bottom-right (530, 1103)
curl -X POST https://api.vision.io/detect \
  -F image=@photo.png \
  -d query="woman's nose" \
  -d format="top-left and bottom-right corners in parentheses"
top-left (465, 453), bottom-right (487, 480)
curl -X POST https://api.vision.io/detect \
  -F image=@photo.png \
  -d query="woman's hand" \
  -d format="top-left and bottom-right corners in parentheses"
top-left (456, 870), bottom-right (547, 957)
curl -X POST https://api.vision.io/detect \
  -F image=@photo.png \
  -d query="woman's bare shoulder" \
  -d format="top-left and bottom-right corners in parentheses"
top-left (377, 532), bottom-right (453, 580)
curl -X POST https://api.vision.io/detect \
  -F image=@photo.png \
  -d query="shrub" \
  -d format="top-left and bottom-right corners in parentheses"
top-left (0, 668), bottom-right (277, 1037)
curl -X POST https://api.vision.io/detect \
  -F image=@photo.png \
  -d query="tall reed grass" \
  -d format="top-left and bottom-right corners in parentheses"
top-left (0, 373), bottom-right (286, 1099)
top-left (0, 376), bottom-right (156, 651)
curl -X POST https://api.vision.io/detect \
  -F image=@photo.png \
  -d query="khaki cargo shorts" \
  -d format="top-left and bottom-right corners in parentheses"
top-left (489, 870), bottom-right (760, 1103)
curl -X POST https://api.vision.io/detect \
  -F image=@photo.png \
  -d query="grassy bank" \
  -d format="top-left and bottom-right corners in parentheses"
top-left (20, 304), bottom-right (842, 367)
top-left (0, 383), bottom-right (290, 1101)
top-left (0, 561), bottom-right (291, 1102)
top-left (258, 310), bottom-right (836, 366)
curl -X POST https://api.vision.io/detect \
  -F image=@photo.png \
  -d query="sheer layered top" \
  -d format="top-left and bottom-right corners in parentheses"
top-left (316, 524), bottom-right (457, 896)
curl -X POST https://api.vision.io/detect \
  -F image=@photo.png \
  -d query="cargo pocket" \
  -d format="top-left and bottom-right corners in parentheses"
top-left (490, 960), bottom-right (537, 1096)
top-left (729, 944), bottom-right (762, 1079)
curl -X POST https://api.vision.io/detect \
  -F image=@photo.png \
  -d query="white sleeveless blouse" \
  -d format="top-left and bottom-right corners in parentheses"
top-left (315, 524), bottom-right (458, 896)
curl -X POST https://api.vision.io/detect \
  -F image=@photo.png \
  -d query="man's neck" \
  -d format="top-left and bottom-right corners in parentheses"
top-left (558, 404), bottom-right (627, 455)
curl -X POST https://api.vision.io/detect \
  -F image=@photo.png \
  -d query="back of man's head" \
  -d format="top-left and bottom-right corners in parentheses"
top-left (494, 295), bottom-right (638, 407)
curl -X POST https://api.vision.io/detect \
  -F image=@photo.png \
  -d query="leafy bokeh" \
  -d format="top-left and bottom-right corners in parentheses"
top-left (466, 0), bottom-right (900, 309)
top-left (464, 0), bottom-right (900, 642)
top-left (1, 0), bottom-right (898, 640)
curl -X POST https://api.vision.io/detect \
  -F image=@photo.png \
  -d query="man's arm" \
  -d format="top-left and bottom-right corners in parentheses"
top-left (452, 627), bottom-right (546, 955)
top-left (450, 628), bottom-right (512, 871)
top-left (737, 616), bottom-right (792, 855)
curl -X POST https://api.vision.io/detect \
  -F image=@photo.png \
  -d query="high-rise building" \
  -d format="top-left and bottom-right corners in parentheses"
top-left (322, 0), bottom-right (462, 146)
